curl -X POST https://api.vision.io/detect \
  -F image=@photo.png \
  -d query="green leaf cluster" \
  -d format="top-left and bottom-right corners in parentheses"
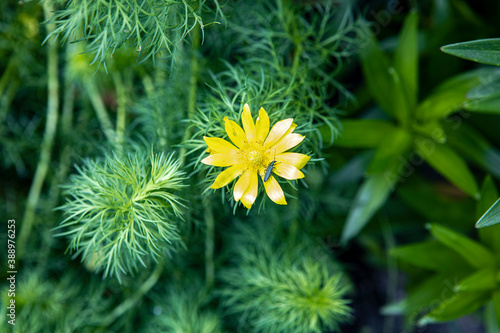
top-left (337, 10), bottom-right (500, 243)
top-left (1, 270), bottom-right (114, 333)
top-left (219, 221), bottom-right (352, 333)
top-left (385, 176), bottom-right (500, 327)
top-left (46, 0), bottom-right (221, 67)
top-left (56, 150), bottom-right (186, 282)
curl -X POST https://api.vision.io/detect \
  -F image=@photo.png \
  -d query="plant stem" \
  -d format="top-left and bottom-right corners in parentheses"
top-left (112, 71), bottom-right (127, 148)
top-left (179, 23), bottom-right (200, 165)
top-left (204, 199), bottom-right (215, 287)
top-left (19, 1), bottom-right (59, 257)
top-left (48, 58), bottom-right (76, 209)
top-left (101, 262), bottom-right (163, 326)
top-left (84, 78), bottom-right (116, 144)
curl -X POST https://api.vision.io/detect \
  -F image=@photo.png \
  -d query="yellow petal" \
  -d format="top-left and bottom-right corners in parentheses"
top-left (274, 162), bottom-right (305, 180)
top-left (204, 136), bottom-right (239, 155)
top-left (276, 153), bottom-right (310, 169)
top-left (224, 117), bottom-right (246, 149)
top-left (234, 169), bottom-right (253, 202)
top-left (272, 133), bottom-right (305, 154)
top-left (242, 104), bottom-right (256, 143)
top-left (210, 164), bottom-right (245, 189)
top-left (263, 118), bottom-right (293, 149)
top-left (240, 171), bottom-right (258, 209)
top-left (255, 107), bottom-right (270, 143)
top-left (263, 175), bottom-right (287, 205)
top-left (201, 152), bottom-right (244, 167)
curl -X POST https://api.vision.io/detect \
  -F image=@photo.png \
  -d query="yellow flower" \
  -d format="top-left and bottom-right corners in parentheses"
top-left (201, 104), bottom-right (311, 209)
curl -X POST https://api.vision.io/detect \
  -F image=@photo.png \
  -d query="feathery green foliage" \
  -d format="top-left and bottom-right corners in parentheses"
top-left (144, 282), bottom-right (223, 333)
top-left (56, 150), bottom-right (186, 282)
top-left (46, 0), bottom-right (220, 67)
top-left (220, 222), bottom-right (352, 332)
top-left (1, 270), bottom-right (113, 333)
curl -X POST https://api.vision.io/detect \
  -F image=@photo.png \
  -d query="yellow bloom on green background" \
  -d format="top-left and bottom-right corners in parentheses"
top-left (201, 103), bottom-right (311, 209)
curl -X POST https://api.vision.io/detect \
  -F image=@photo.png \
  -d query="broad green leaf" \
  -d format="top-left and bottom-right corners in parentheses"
top-left (441, 38), bottom-right (500, 66)
top-left (333, 119), bottom-right (397, 148)
top-left (366, 127), bottom-right (412, 174)
top-left (382, 273), bottom-right (461, 316)
top-left (397, 176), bottom-right (475, 225)
top-left (359, 33), bottom-right (410, 124)
top-left (388, 68), bottom-right (411, 126)
top-left (415, 138), bottom-right (479, 198)
top-left (390, 240), bottom-right (470, 272)
top-left (394, 9), bottom-right (419, 108)
top-left (340, 171), bottom-right (396, 244)
top-left (485, 301), bottom-right (500, 333)
top-left (417, 68), bottom-right (494, 121)
top-left (427, 223), bottom-right (496, 269)
top-left (412, 121), bottom-right (446, 143)
top-left (464, 92), bottom-right (500, 114)
top-left (419, 291), bottom-right (490, 325)
top-left (494, 290), bottom-right (500, 328)
top-left (476, 176), bottom-right (499, 220)
top-left (455, 269), bottom-right (497, 291)
top-left (477, 176), bottom-right (500, 253)
top-left (444, 122), bottom-right (500, 179)
top-left (476, 199), bottom-right (500, 228)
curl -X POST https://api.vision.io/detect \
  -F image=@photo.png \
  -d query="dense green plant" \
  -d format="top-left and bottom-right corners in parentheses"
top-left (385, 176), bottom-right (500, 328)
top-left (220, 221), bottom-right (352, 332)
top-left (441, 38), bottom-right (500, 229)
top-left (46, 0), bottom-right (223, 67)
top-left (143, 281), bottom-right (223, 333)
top-left (56, 150), bottom-right (186, 282)
top-left (336, 10), bottom-right (500, 243)
top-left (6, 0), bottom-right (500, 331)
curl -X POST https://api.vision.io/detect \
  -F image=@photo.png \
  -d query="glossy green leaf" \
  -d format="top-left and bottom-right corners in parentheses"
top-left (366, 128), bottom-right (412, 174)
top-left (359, 33), bottom-right (410, 124)
top-left (390, 240), bottom-right (470, 272)
top-left (476, 198), bottom-right (500, 228)
top-left (441, 38), bottom-right (500, 66)
top-left (394, 9), bottom-right (419, 108)
top-left (477, 177), bottom-right (500, 254)
top-left (340, 171), bottom-right (396, 244)
top-left (454, 269), bottom-right (497, 292)
top-left (464, 92), bottom-right (500, 114)
top-left (444, 122), bottom-right (500, 179)
top-left (417, 68), bottom-right (494, 121)
top-left (427, 224), bottom-right (496, 269)
top-left (333, 119), bottom-right (397, 148)
top-left (415, 138), bottom-right (479, 198)
top-left (419, 291), bottom-right (490, 325)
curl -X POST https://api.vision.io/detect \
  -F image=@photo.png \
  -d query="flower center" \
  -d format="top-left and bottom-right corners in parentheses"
top-left (246, 150), bottom-right (265, 168)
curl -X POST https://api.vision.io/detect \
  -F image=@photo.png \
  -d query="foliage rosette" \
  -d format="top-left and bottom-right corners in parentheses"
top-left (56, 151), bottom-right (186, 281)
top-left (201, 103), bottom-right (311, 209)
top-left (220, 222), bottom-right (352, 332)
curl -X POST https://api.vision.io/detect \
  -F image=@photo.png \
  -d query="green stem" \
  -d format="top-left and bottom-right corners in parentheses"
top-left (204, 199), bottom-right (215, 287)
top-left (101, 262), bottom-right (163, 326)
top-left (84, 78), bottom-right (116, 144)
top-left (179, 23), bottom-right (200, 165)
top-left (47, 68), bottom-right (75, 208)
top-left (19, 1), bottom-right (59, 257)
top-left (112, 71), bottom-right (127, 148)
